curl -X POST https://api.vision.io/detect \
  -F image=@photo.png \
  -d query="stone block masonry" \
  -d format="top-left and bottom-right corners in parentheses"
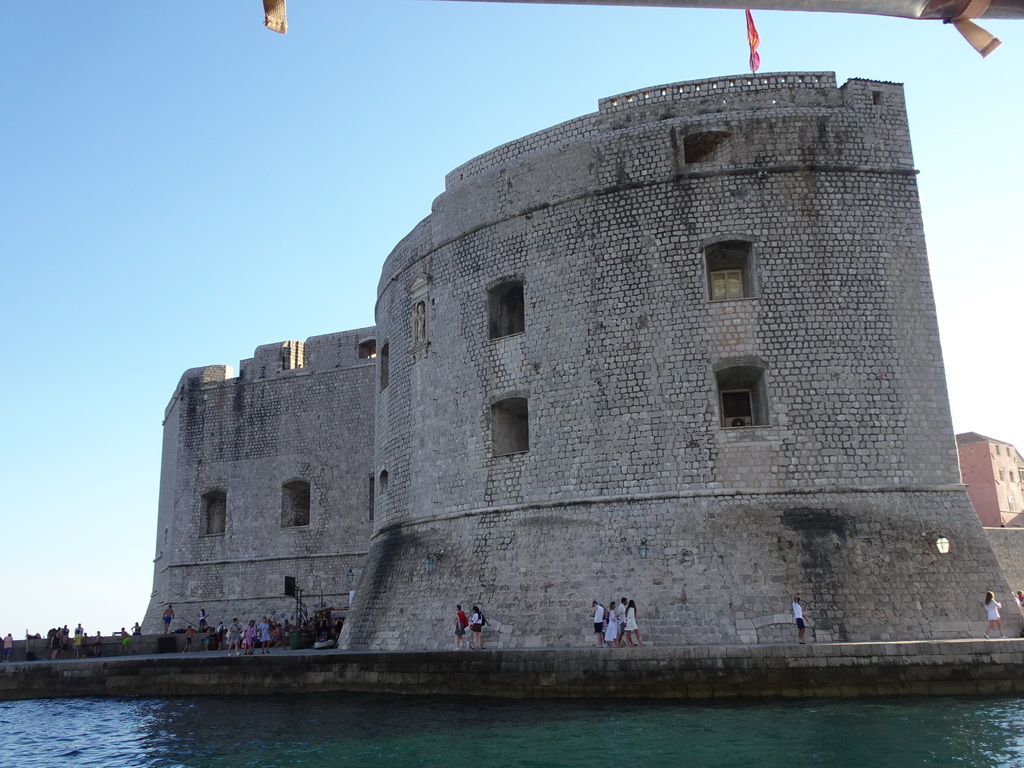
top-left (148, 72), bottom-right (1024, 654)
top-left (342, 72), bottom-right (1019, 650)
top-left (3, 642), bottom-right (1024, 701)
top-left (144, 328), bottom-right (377, 630)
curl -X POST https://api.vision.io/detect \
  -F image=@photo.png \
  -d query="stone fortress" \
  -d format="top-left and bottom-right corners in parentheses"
top-left (146, 72), bottom-right (1024, 648)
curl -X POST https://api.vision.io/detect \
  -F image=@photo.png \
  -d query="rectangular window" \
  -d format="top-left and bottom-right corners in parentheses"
top-left (1000, 469), bottom-right (1005, 481)
top-left (710, 270), bottom-right (744, 301)
top-left (721, 389), bottom-right (753, 427)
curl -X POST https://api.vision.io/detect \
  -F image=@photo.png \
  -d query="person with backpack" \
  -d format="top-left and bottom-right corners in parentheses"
top-left (470, 606), bottom-right (486, 650)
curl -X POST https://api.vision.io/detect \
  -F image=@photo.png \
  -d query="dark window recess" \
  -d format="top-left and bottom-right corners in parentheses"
top-left (683, 131), bottom-right (731, 163)
top-left (282, 480), bottom-right (311, 527)
top-left (358, 340), bottom-right (377, 359)
top-left (203, 490), bottom-right (227, 535)
top-left (489, 281), bottom-right (525, 339)
top-left (492, 397), bottom-right (529, 455)
top-left (379, 343), bottom-right (390, 389)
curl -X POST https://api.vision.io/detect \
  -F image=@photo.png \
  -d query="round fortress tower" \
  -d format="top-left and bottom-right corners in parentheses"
top-left (342, 72), bottom-right (1016, 650)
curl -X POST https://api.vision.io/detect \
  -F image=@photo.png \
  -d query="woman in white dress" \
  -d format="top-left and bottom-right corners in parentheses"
top-left (984, 591), bottom-right (1005, 638)
top-left (624, 599), bottom-right (645, 647)
top-left (604, 601), bottom-right (620, 647)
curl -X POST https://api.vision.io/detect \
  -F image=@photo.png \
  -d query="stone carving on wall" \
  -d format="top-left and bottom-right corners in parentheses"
top-left (407, 273), bottom-right (431, 362)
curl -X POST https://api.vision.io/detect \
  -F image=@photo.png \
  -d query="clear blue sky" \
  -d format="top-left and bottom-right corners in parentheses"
top-left (2, 1), bottom-right (1021, 637)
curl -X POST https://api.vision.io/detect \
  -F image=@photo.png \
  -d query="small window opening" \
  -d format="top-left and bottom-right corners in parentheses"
top-left (706, 240), bottom-right (755, 300)
top-left (683, 131), bottom-right (731, 163)
top-left (358, 339), bottom-right (377, 359)
top-left (488, 281), bottom-right (525, 339)
top-left (379, 343), bottom-right (390, 389)
top-left (872, 90), bottom-right (883, 106)
top-left (368, 473), bottom-right (375, 522)
top-left (379, 470), bottom-right (389, 495)
top-left (281, 479), bottom-right (311, 527)
top-left (492, 397), bottom-right (530, 455)
top-left (203, 490), bottom-right (227, 535)
top-left (715, 366), bottom-right (768, 427)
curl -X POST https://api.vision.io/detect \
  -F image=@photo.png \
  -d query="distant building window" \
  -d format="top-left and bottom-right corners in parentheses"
top-left (379, 343), bottom-right (390, 389)
top-left (358, 339), bottom-right (377, 359)
top-left (202, 490), bottom-right (227, 535)
top-left (491, 397), bottom-right (529, 455)
top-left (683, 131), bottom-right (731, 163)
top-left (996, 445), bottom-right (1001, 455)
top-left (715, 365), bottom-right (768, 427)
top-left (281, 479), bottom-right (310, 527)
top-left (706, 241), bottom-right (755, 301)
top-left (1000, 469), bottom-right (1005, 482)
top-left (489, 280), bottom-right (525, 339)
top-left (281, 340), bottom-right (304, 371)
top-left (379, 469), bottom-right (389, 495)
top-left (872, 90), bottom-right (883, 106)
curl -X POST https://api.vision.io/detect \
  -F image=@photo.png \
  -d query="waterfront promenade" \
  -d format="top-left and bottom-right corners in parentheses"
top-left (2, 638), bottom-right (1022, 701)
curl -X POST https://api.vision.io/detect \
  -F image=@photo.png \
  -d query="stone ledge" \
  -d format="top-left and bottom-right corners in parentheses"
top-left (2, 639), bottom-right (1022, 702)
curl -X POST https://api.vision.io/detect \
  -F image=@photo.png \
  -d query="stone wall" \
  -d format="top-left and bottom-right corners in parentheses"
top-left (986, 528), bottom-right (1024, 600)
top-left (342, 73), bottom-right (1017, 651)
top-left (4, 642), bottom-right (1024, 701)
top-left (144, 328), bottom-right (376, 631)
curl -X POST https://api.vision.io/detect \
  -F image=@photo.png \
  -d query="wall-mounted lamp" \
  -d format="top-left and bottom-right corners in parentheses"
top-left (346, 568), bottom-right (355, 585)
top-left (638, 540), bottom-right (650, 560)
top-left (423, 556), bottom-right (436, 573)
top-left (922, 532), bottom-right (951, 554)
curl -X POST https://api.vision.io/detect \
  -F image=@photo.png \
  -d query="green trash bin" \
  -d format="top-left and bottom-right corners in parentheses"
top-left (290, 629), bottom-right (302, 650)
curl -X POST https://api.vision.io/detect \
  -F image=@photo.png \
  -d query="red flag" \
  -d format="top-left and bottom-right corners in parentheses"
top-left (745, 10), bottom-right (761, 73)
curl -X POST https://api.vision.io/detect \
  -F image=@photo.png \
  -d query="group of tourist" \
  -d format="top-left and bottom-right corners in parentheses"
top-left (38, 623), bottom-right (140, 660)
top-left (592, 598), bottom-right (644, 648)
top-left (453, 604), bottom-right (487, 650)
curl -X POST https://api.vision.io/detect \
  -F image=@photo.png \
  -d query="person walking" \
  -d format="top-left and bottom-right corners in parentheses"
top-left (163, 605), bottom-right (174, 633)
top-left (604, 601), bottom-right (620, 647)
top-left (2, 633), bottom-right (12, 662)
top-left (984, 591), bottom-right (1006, 638)
top-left (454, 605), bottom-right (469, 650)
top-left (470, 606), bottom-right (485, 650)
top-left (227, 618), bottom-right (242, 656)
top-left (258, 617), bottom-right (272, 654)
top-left (616, 597), bottom-right (628, 646)
top-left (624, 599), bottom-right (644, 647)
top-left (592, 601), bottom-right (606, 647)
top-left (793, 596), bottom-right (807, 644)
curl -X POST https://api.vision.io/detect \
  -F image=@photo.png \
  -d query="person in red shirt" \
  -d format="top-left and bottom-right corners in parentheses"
top-left (454, 605), bottom-right (469, 650)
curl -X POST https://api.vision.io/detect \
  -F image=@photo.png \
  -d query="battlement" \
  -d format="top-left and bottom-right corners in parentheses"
top-left (166, 327), bottom-right (377, 416)
top-left (598, 71), bottom-right (838, 112)
top-left (442, 72), bottom-right (907, 196)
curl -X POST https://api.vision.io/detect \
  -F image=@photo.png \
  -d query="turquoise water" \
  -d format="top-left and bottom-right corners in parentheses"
top-left (2, 694), bottom-right (1024, 767)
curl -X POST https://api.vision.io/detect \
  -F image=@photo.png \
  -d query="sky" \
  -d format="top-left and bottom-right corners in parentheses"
top-left (1, 1), bottom-right (1021, 638)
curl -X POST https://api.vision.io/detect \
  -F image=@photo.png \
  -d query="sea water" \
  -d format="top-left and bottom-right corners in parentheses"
top-left (2, 694), bottom-right (1024, 768)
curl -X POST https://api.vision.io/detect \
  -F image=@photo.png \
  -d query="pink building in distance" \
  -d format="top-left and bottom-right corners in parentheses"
top-left (957, 432), bottom-right (1024, 527)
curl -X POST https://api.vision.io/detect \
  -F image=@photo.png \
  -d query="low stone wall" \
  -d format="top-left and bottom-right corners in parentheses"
top-left (985, 527), bottom-right (1024, 598)
top-left (8, 633), bottom-right (206, 662)
top-left (2, 641), bottom-right (1023, 701)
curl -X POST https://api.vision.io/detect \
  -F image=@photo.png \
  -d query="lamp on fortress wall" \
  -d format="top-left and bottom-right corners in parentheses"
top-left (346, 569), bottom-right (355, 586)
top-left (637, 540), bottom-right (650, 560)
top-left (423, 556), bottom-right (436, 573)
top-left (921, 532), bottom-right (951, 554)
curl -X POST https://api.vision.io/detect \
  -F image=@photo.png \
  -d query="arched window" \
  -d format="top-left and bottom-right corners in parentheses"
top-left (491, 397), bottom-right (530, 455)
top-left (706, 240), bottom-right (756, 301)
top-left (488, 280), bottom-right (525, 339)
top-left (281, 479), bottom-right (311, 527)
top-left (202, 490), bottom-right (227, 535)
top-left (715, 364), bottom-right (769, 428)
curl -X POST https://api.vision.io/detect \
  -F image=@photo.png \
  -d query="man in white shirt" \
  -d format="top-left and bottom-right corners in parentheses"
top-left (792, 596), bottom-right (807, 644)
top-left (592, 601), bottom-right (605, 647)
